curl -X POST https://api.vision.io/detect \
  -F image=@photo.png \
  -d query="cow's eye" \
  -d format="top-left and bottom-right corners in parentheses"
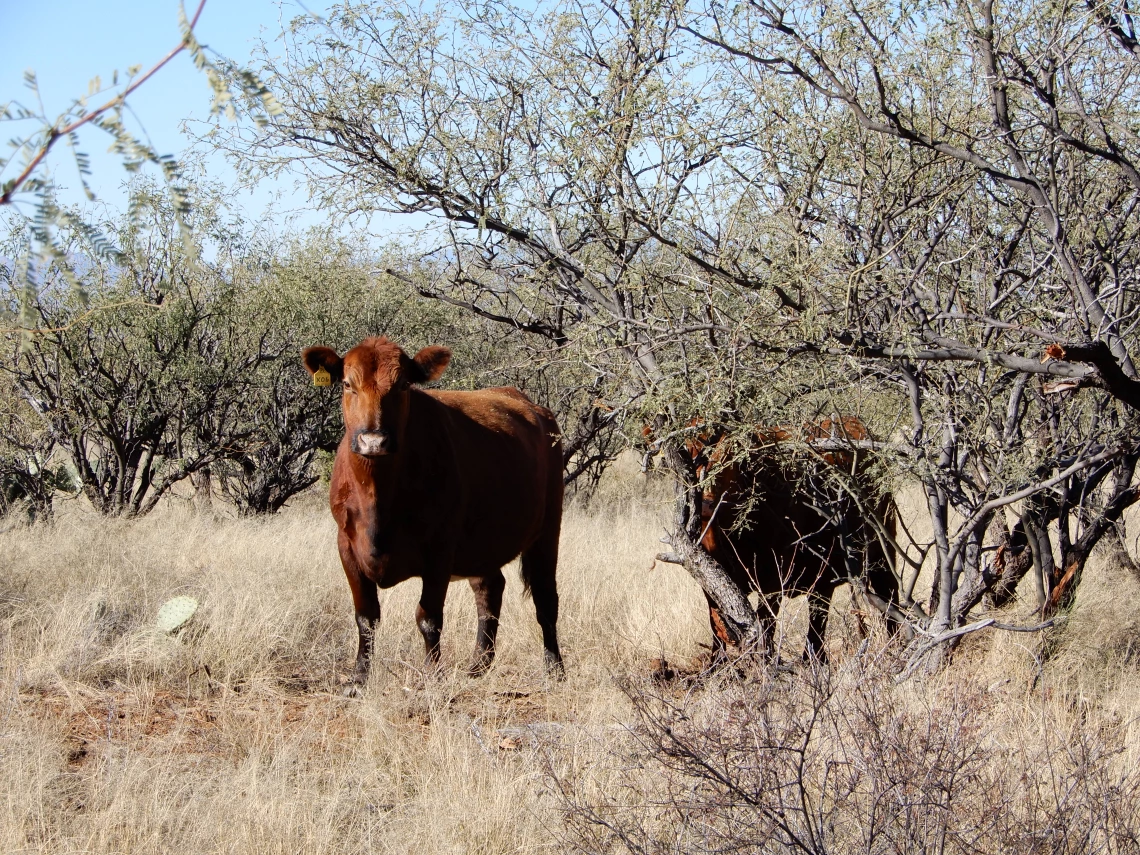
top-left (343, 383), bottom-right (354, 394)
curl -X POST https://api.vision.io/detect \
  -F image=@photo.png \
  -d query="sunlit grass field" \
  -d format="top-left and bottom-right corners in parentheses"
top-left (3, 463), bottom-right (1140, 852)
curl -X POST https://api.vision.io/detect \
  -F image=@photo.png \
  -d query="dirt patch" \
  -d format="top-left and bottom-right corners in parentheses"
top-left (22, 681), bottom-right (364, 764)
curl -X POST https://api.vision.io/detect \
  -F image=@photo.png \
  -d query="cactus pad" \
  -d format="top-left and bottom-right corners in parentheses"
top-left (156, 596), bottom-right (199, 633)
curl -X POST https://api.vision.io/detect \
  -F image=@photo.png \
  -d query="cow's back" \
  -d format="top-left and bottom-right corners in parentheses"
top-left (422, 386), bottom-right (562, 570)
top-left (699, 423), bottom-right (885, 597)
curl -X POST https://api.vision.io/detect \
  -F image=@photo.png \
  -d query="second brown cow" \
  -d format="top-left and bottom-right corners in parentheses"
top-left (680, 417), bottom-right (901, 661)
top-left (303, 337), bottom-right (564, 686)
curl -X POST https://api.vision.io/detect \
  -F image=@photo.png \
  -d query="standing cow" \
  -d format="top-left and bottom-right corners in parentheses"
top-left (303, 337), bottom-right (564, 686)
top-left (679, 418), bottom-right (902, 661)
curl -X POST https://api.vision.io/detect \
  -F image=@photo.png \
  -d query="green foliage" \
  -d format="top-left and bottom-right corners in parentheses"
top-left (211, 233), bottom-right (471, 515)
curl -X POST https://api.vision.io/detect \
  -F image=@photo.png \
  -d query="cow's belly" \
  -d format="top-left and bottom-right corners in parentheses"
top-left (347, 512), bottom-right (535, 587)
top-left (458, 469), bottom-right (546, 558)
top-left (718, 507), bottom-right (837, 594)
top-left (336, 426), bottom-right (551, 586)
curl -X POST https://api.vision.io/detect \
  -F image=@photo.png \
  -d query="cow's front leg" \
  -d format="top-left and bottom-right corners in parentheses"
top-left (340, 542), bottom-right (380, 691)
top-left (416, 577), bottom-right (448, 669)
top-left (468, 570), bottom-right (505, 677)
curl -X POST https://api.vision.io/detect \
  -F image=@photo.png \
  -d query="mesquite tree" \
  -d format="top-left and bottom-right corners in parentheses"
top-left (1, 183), bottom-right (427, 516)
top-left (683, 0), bottom-right (1140, 643)
top-left (0, 370), bottom-right (70, 521)
top-left (2, 185), bottom-right (275, 516)
top-left (224, 0), bottom-right (1140, 660)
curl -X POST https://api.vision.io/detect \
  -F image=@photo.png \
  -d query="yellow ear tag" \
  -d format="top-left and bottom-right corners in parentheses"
top-left (313, 367), bottom-right (331, 387)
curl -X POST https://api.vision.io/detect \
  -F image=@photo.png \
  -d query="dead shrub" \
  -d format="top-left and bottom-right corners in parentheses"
top-left (552, 655), bottom-right (1140, 854)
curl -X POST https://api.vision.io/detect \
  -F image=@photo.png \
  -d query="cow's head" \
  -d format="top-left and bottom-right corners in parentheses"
top-left (302, 337), bottom-right (451, 457)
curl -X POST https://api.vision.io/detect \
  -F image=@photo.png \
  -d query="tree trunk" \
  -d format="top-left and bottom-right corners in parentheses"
top-left (660, 440), bottom-right (761, 650)
top-left (191, 465), bottom-right (213, 508)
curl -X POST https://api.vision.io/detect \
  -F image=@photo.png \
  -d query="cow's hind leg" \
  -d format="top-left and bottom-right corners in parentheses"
top-left (522, 538), bottom-right (564, 679)
top-left (705, 593), bottom-right (734, 662)
top-left (468, 569), bottom-right (505, 677)
top-left (756, 592), bottom-right (781, 659)
top-left (803, 589), bottom-right (833, 663)
top-left (416, 577), bottom-right (448, 670)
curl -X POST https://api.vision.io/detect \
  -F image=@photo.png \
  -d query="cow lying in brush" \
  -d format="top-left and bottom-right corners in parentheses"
top-left (675, 417), bottom-right (902, 660)
top-left (303, 337), bottom-right (564, 687)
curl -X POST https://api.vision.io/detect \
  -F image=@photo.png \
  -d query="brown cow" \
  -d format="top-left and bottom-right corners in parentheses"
top-left (680, 417), bottom-right (900, 661)
top-left (302, 337), bottom-right (564, 686)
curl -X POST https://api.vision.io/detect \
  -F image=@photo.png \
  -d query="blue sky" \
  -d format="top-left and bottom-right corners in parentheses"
top-left (0, 0), bottom-right (364, 231)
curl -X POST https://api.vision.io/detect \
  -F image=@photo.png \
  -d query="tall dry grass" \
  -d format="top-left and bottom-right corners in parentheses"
top-left (2, 465), bottom-right (1139, 853)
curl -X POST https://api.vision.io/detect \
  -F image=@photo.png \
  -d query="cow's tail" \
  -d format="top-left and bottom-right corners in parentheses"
top-left (520, 407), bottom-right (564, 599)
top-left (521, 406), bottom-right (565, 676)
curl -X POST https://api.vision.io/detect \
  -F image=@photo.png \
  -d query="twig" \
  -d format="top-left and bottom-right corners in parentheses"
top-left (0, 0), bottom-right (208, 206)
top-left (0, 299), bottom-right (163, 336)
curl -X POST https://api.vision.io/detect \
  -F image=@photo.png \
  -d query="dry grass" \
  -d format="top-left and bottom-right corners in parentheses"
top-left (2, 467), bottom-right (1140, 853)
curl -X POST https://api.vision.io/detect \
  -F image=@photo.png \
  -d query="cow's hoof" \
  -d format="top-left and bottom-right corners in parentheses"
top-left (544, 653), bottom-right (566, 681)
top-left (650, 657), bottom-right (676, 683)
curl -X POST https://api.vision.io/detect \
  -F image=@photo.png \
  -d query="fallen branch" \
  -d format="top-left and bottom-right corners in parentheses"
top-left (896, 617), bottom-right (1057, 682)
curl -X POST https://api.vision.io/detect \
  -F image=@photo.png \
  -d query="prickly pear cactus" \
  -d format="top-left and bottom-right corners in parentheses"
top-left (156, 596), bottom-right (199, 634)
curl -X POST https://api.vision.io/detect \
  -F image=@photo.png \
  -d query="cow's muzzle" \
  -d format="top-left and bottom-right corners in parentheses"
top-left (353, 429), bottom-right (395, 456)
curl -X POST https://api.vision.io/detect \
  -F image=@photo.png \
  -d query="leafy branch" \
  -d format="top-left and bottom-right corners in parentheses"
top-left (1, 0), bottom-right (284, 328)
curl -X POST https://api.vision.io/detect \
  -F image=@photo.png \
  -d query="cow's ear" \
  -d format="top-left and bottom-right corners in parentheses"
top-left (410, 346), bottom-right (451, 384)
top-left (302, 346), bottom-right (344, 382)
